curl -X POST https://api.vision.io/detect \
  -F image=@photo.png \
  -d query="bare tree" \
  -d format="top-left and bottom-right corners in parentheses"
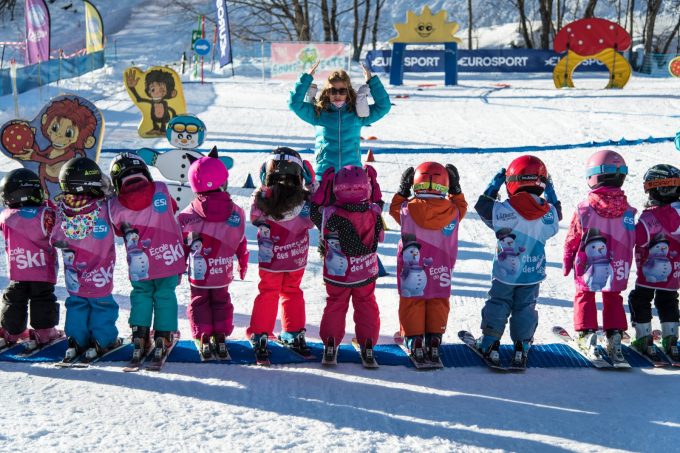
top-left (538, 0), bottom-right (553, 49)
top-left (583, 0), bottom-right (598, 17)
top-left (228, 0), bottom-right (312, 42)
top-left (0, 0), bottom-right (18, 21)
top-left (351, 0), bottom-right (370, 61)
top-left (509, 0), bottom-right (535, 48)
top-left (659, 1), bottom-right (680, 55)
top-left (321, 0), bottom-right (332, 41)
top-left (371, 0), bottom-right (386, 50)
top-left (468, 0), bottom-right (473, 49)
top-left (643, 0), bottom-right (662, 54)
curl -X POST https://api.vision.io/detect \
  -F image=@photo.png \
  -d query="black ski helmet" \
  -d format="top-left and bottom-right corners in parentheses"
top-left (109, 152), bottom-right (152, 193)
top-left (643, 164), bottom-right (680, 204)
top-left (0, 168), bottom-right (44, 207)
top-left (260, 147), bottom-right (303, 186)
top-left (59, 157), bottom-right (105, 197)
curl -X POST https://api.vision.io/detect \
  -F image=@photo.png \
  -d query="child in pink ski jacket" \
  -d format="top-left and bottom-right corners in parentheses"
top-left (177, 147), bottom-right (248, 357)
top-left (0, 168), bottom-right (60, 350)
top-left (247, 147), bottom-right (315, 359)
top-left (310, 164), bottom-right (384, 364)
top-left (563, 150), bottom-right (636, 363)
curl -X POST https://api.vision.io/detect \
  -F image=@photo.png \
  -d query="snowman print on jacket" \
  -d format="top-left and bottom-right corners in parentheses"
top-left (188, 236), bottom-right (211, 281)
top-left (256, 222), bottom-right (275, 264)
top-left (325, 232), bottom-right (348, 276)
top-left (62, 248), bottom-right (81, 293)
top-left (495, 228), bottom-right (525, 279)
top-left (400, 235), bottom-right (427, 297)
top-left (581, 228), bottom-right (613, 291)
top-left (642, 233), bottom-right (675, 283)
top-left (124, 228), bottom-right (151, 281)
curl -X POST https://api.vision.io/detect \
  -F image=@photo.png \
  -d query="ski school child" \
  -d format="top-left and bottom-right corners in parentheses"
top-left (0, 168), bottom-right (61, 350)
top-left (310, 164), bottom-right (384, 365)
top-left (288, 61), bottom-right (391, 176)
top-left (628, 164), bottom-right (680, 362)
top-left (474, 155), bottom-right (562, 368)
top-left (50, 157), bottom-right (120, 362)
top-left (108, 152), bottom-right (185, 361)
top-left (247, 147), bottom-right (316, 361)
top-left (563, 150), bottom-right (635, 365)
top-left (389, 162), bottom-right (467, 364)
top-left (177, 147), bottom-right (248, 359)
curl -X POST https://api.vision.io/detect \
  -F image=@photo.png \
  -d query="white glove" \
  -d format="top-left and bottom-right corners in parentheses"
top-left (305, 83), bottom-right (318, 103)
top-left (355, 84), bottom-right (370, 118)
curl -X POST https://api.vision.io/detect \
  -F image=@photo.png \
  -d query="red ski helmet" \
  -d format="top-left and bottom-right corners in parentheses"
top-left (505, 155), bottom-right (548, 196)
top-left (413, 162), bottom-right (448, 198)
top-left (585, 150), bottom-right (627, 189)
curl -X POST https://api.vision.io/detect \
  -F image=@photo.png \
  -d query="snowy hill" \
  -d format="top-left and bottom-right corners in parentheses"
top-left (1, 1), bottom-right (680, 451)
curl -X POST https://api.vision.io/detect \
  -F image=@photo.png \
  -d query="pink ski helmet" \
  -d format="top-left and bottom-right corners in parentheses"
top-left (188, 146), bottom-right (228, 193)
top-left (333, 165), bottom-right (370, 204)
top-left (585, 149), bottom-right (628, 189)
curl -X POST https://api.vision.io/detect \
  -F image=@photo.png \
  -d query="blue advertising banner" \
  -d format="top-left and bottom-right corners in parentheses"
top-left (214, 0), bottom-right (232, 67)
top-left (366, 49), bottom-right (608, 73)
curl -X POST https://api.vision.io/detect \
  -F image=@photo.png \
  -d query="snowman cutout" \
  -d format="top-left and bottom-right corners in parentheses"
top-left (495, 228), bottom-right (525, 279)
top-left (123, 227), bottom-right (152, 282)
top-left (61, 248), bottom-right (85, 293)
top-left (325, 231), bottom-right (348, 276)
top-left (255, 222), bottom-right (276, 264)
top-left (580, 228), bottom-right (614, 291)
top-left (642, 233), bottom-right (676, 283)
top-left (399, 235), bottom-right (429, 297)
top-left (188, 235), bottom-right (212, 281)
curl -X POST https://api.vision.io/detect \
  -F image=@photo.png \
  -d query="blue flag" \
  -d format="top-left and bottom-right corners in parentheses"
top-left (214, 0), bottom-right (232, 67)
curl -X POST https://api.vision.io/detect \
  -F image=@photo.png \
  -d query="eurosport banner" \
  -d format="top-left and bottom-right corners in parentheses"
top-left (271, 42), bottom-right (348, 80)
top-left (365, 49), bottom-right (608, 73)
top-left (214, 0), bottom-right (232, 67)
top-left (24, 0), bottom-right (50, 65)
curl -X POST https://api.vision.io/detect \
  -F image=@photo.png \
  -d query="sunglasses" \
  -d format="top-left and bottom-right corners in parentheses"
top-left (171, 123), bottom-right (201, 134)
top-left (329, 87), bottom-right (348, 96)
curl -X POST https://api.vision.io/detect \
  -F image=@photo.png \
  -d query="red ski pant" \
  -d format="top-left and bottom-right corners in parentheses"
top-left (247, 268), bottom-right (306, 337)
top-left (399, 297), bottom-right (449, 337)
top-left (319, 281), bottom-right (379, 347)
top-left (188, 286), bottom-right (234, 339)
top-left (573, 289), bottom-right (627, 332)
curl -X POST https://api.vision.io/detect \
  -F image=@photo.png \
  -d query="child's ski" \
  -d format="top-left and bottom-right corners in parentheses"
top-left (19, 330), bottom-right (66, 357)
top-left (251, 336), bottom-right (271, 367)
top-left (195, 338), bottom-right (216, 362)
top-left (274, 338), bottom-right (315, 360)
top-left (212, 340), bottom-right (232, 361)
top-left (394, 332), bottom-right (443, 370)
top-left (458, 330), bottom-right (507, 372)
top-left (123, 339), bottom-right (156, 372)
top-left (650, 329), bottom-right (680, 367)
top-left (552, 326), bottom-right (614, 369)
top-left (145, 333), bottom-right (179, 372)
top-left (70, 337), bottom-right (128, 368)
top-left (351, 338), bottom-right (379, 369)
top-left (321, 339), bottom-right (337, 366)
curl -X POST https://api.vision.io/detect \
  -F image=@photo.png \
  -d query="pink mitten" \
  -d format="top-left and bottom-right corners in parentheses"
top-left (363, 164), bottom-right (382, 203)
top-left (311, 167), bottom-right (335, 206)
top-left (238, 251), bottom-right (249, 280)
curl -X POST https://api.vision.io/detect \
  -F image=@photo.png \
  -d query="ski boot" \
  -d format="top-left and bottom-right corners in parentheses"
top-left (576, 329), bottom-right (600, 358)
top-left (198, 333), bottom-right (213, 360)
top-left (153, 331), bottom-right (173, 361)
top-left (250, 333), bottom-right (270, 364)
top-left (130, 326), bottom-right (151, 362)
top-left (661, 322), bottom-right (679, 361)
top-left (476, 335), bottom-right (501, 366)
top-left (211, 333), bottom-right (229, 359)
top-left (360, 338), bottom-right (376, 366)
top-left (279, 329), bottom-right (312, 357)
top-left (0, 327), bottom-right (28, 349)
top-left (322, 336), bottom-right (337, 365)
top-left (63, 337), bottom-right (86, 362)
top-left (510, 340), bottom-right (531, 368)
top-left (406, 335), bottom-right (426, 364)
top-left (606, 329), bottom-right (626, 365)
top-left (425, 333), bottom-right (442, 363)
top-left (631, 322), bottom-right (654, 355)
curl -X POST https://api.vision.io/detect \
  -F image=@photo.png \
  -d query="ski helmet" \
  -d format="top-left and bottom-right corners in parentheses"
top-left (0, 168), bottom-right (44, 207)
top-left (585, 150), bottom-right (627, 189)
top-left (260, 147), bottom-right (303, 186)
top-left (59, 157), bottom-right (105, 197)
top-left (333, 165), bottom-right (370, 204)
top-left (188, 146), bottom-right (228, 193)
top-left (413, 162), bottom-right (449, 198)
top-left (109, 152), bottom-right (152, 193)
top-left (643, 164), bottom-right (680, 204)
top-left (505, 155), bottom-right (548, 196)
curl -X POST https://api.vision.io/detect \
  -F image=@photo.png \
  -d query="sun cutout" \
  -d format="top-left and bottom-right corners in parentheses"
top-left (390, 6), bottom-right (462, 43)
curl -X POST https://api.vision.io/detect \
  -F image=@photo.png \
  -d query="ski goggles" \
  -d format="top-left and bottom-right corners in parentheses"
top-left (506, 174), bottom-right (548, 187)
top-left (644, 177), bottom-right (680, 192)
top-left (586, 164), bottom-right (628, 178)
top-left (171, 123), bottom-right (202, 134)
top-left (329, 87), bottom-right (348, 96)
top-left (267, 152), bottom-right (303, 169)
top-left (413, 181), bottom-right (448, 194)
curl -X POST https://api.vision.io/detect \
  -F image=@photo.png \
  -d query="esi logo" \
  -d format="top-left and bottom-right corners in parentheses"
top-left (227, 211), bottom-right (241, 227)
top-left (18, 207), bottom-right (39, 219)
top-left (300, 203), bottom-right (311, 218)
top-left (441, 219), bottom-right (458, 237)
top-left (153, 192), bottom-right (168, 213)
top-left (622, 210), bottom-right (635, 231)
top-left (542, 211), bottom-right (555, 225)
top-left (92, 218), bottom-right (110, 239)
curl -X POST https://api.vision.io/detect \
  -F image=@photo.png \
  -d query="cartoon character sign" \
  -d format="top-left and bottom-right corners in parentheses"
top-left (642, 233), bottom-right (676, 283)
top-left (399, 234), bottom-right (428, 297)
top-left (124, 66), bottom-right (186, 138)
top-left (0, 95), bottom-right (103, 200)
top-left (578, 228), bottom-right (614, 291)
top-left (324, 231), bottom-right (348, 277)
top-left (166, 114), bottom-right (206, 150)
top-left (495, 228), bottom-right (525, 279)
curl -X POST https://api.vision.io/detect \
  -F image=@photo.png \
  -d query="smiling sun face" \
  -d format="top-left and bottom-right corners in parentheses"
top-left (416, 22), bottom-right (435, 38)
top-left (390, 6), bottom-right (462, 44)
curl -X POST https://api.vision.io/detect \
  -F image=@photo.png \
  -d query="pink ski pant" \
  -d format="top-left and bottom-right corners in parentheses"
top-left (247, 268), bottom-right (306, 337)
top-left (573, 289), bottom-right (628, 332)
top-left (188, 286), bottom-right (234, 339)
top-left (319, 281), bottom-right (379, 346)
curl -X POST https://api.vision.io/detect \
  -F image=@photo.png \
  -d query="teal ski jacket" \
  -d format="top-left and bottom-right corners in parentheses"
top-left (288, 72), bottom-right (391, 174)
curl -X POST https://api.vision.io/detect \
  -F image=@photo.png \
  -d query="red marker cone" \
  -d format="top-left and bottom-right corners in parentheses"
top-left (365, 149), bottom-right (375, 162)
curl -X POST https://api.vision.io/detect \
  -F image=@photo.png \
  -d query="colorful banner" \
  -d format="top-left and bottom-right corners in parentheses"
top-left (366, 49), bottom-right (608, 73)
top-left (270, 42), bottom-right (347, 80)
top-left (214, 0), bottom-right (232, 67)
top-left (24, 0), bottom-right (50, 65)
top-left (83, 0), bottom-right (104, 53)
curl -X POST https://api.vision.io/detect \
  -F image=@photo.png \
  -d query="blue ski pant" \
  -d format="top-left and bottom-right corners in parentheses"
top-left (129, 275), bottom-right (179, 332)
top-left (481, 279), bottom-right (539, 343)
top-left (64, 294), bottom-right (119, 349)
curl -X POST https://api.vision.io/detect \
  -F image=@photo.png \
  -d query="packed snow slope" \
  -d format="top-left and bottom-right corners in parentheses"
top-left (1, 1), bottom-right (680, 451)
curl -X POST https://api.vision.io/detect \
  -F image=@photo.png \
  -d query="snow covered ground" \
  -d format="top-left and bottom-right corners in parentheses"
top-left (1, 1), bottom-right (680, 451)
